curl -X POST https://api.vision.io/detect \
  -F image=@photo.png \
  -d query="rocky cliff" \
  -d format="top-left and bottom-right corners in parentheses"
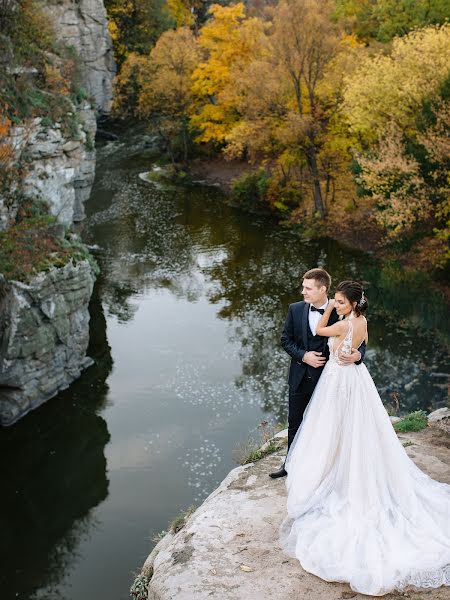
top-left (42, 0), bottom-right (116, 115)
top-left (0, 0), bottom-right (115, 230)
top-left (0, 0), bottom-right (114, 425)
top-left (6, 106), bottom-right (97, 227)
top-left (0, 260), bottom-right (97, 426)
top-left (134, 413), bottom-right (450, 600)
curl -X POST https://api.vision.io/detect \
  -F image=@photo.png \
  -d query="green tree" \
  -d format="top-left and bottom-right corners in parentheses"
top-left (105, 0), bottom-right (173, 68)
top-left (334, 0), bottom-right (450, 41)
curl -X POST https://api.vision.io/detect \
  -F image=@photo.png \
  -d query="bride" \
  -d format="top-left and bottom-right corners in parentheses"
top-left (280, 280), bottom-right (450, 596)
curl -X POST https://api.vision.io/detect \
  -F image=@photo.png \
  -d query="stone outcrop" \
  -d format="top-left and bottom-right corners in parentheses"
top-left (5, 106), bottom-right (97, 227)
top-left (0, 0), bottom-right (115, 230)
top-left (42, 0), bottom-right (116, 115)
top-left (136, 415), bottom-right (450, 600)
top-left (0, 1), bottom-right (114, 423)
top-left (428, 407), bottom-right (450, 433)
top-left (0, 260), bottom-right (96, 426)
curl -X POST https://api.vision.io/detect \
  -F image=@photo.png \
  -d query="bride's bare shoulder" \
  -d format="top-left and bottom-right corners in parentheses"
top-left (334, 319), bottom-right (348, 333)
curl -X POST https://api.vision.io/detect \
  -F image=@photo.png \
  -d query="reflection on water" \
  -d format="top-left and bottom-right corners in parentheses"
top-left (1, 129), bottom-right (448, 600)
top-left (84, 135), bottom-right (449, 417)
top-left (0, 291), bottom-right (112, 599)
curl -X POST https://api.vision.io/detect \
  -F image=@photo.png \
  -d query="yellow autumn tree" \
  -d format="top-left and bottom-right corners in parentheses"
top-left (190, 2), bottom-right (269, 145)
top-left (343, 24), bottom-right (450, 143)
top-left (112, 52), bottom-right (149, 117)
top-left (355, 98), bottom-right (450, 267)
top-left (224, 0), bottom-right (344, 217)
top-left (137, 27), bottom-right (200, 163)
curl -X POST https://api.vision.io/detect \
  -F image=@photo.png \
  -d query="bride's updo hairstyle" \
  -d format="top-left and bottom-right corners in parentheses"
top-left (335, 281), bottom-right (368, 317)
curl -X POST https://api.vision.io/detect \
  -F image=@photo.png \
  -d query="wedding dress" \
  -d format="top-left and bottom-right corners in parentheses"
top-left (280, 315), bottom-right (450, 596)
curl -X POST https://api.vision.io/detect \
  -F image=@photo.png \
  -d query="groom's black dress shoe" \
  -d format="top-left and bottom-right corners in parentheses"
top-left (269, 464), bottom-right (287, 478)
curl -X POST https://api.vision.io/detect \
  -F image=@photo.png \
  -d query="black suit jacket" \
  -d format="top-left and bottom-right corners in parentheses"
top-left (281, 300), bottom-right (366, 391)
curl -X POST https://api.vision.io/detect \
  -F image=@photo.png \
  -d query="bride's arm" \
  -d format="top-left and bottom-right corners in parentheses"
top-left (316, 300), bottom-right (346, 337)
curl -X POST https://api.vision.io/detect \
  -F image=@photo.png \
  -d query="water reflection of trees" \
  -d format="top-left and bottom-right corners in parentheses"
top-left (84, 177), bottom-right (205, 319)
top-left (204, 230), bottom-right (449, 416)
top-left (0, 286), bottom-right (113, 600)
top-left (84, 141), bottom-right (448, 416)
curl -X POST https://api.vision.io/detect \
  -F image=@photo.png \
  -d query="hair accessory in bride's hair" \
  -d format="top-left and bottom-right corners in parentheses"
top-left (357, 290), bottom-right (365, 307)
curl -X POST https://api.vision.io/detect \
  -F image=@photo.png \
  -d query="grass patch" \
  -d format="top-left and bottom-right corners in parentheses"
top-left (169, 505), bottom-right (196, 534)
top-left (394, 410), bottom-right (428, 433)
top-left (233, 420), bottom-right (288, 465)
top-left (151, 529), bottom-right (167, 544)
top-left (402, 441), bottom-right (415, 448)
top-left (70, 86), bottom-right (89, 106)
top-left (240, 439), bottom-right (279, 465)
top-left (0, 200), bottom-right (98, 281)
top-left (85, 131), bottom-right (95, 152)
top-left (129, 573), bottom-right (151, 600)
top-left (274, 421), bottom-right (288, 433)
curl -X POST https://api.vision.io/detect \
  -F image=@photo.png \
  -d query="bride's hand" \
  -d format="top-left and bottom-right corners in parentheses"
top-left (328, 299), bottom-right (335, 309)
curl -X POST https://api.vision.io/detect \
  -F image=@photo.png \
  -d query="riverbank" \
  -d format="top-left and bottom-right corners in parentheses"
top-left (189, 157), bottom-right (255, 193)
top-left (186, 155), bottom-right (450, 301)
top-left (133, 409), bottom-right (450, 600)
top-left (134, 142), bottom-right (450, 344)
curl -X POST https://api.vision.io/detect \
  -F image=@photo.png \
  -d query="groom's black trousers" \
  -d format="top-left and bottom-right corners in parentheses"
top-left (287, 374), bottom-right (317, 451)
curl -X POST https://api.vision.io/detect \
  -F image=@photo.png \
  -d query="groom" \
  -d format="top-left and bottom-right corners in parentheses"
top-left (269, 268), bottom-right (366, 478)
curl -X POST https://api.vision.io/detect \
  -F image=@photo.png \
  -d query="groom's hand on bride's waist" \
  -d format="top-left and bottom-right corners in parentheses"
top-left (339, 348), bottom-right (362, 365)
top-left (301, 351), bottom-right (327, 368)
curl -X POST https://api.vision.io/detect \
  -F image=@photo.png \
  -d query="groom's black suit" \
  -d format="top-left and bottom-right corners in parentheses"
top-left (281, 301), bottom-right (366, 450)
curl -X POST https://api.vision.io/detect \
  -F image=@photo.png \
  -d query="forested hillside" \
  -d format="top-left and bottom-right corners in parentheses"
top-left (1, 1), bottom-right (449, 278)
top-left (108, 0), bottom-right (450, 277)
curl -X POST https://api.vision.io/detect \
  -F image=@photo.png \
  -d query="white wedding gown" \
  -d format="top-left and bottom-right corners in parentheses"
top-left (280, 317), bottom-right (450, 596)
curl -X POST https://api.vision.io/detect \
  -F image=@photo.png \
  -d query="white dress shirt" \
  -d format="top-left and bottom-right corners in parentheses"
top-left (308, 300), bottom-right (329, 336)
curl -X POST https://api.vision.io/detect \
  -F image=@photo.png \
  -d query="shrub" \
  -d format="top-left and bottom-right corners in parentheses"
top-left (0, 200), bottom-right (97, 281)
top-left (0, 0), bottom-right (87, 129)
top-left (239, 439), bottom-right (279, 465)
top-left (231, 168), bottom-right (270, 214)
top-left (394, 410), bottom-right (428, 433)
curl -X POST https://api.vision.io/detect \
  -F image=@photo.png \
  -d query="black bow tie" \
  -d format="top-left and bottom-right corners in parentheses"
top-left (310, 306), bottom-right (325, 314)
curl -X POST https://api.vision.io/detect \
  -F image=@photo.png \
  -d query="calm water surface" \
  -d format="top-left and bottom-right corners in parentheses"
top-left (1, 133), bottom-right (449, 600)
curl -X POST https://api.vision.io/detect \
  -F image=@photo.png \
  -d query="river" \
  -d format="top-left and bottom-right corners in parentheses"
top-left (1, 131), bottom-right (449, 600)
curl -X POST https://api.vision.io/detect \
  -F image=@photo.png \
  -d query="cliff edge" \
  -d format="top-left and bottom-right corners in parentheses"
top-left (135, 411), bottom-right (450, 600)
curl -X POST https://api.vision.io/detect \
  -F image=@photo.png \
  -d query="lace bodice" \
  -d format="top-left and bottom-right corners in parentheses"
top-left (328, 314), bottom-right (366, 365)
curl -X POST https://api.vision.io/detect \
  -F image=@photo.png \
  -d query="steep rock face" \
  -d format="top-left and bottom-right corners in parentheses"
top-left (0, 0), bottom-right (115, 229)
top-left (42, 0), bottom-right (116, 114)
top-left (0, 260), bottom-right (96, 426)
top-left (136, 423), bottom-right (450, 600)
top-left (5, 105), bottom-right (97, 226)
top-left (0, 1), bottom-right (114, 424)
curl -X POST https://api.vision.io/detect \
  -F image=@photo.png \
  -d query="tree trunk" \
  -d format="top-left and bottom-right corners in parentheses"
top-left (306, 147), bottom-right (325, 216)
top-left (182, 119), bottom-right (188, 165)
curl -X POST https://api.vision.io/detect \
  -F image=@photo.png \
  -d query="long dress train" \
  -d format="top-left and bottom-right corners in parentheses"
top-left (280, 317), bottom-right (450, 596)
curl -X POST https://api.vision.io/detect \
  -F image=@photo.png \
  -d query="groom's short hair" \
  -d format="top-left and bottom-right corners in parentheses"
top-left (303, 268), bottom-right (331, 291)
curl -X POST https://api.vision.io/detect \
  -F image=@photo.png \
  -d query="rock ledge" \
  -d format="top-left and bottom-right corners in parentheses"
top-left (0, 259), bottom-right (96, 425)
top-left (136, 412), bottom-right (450, 600)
